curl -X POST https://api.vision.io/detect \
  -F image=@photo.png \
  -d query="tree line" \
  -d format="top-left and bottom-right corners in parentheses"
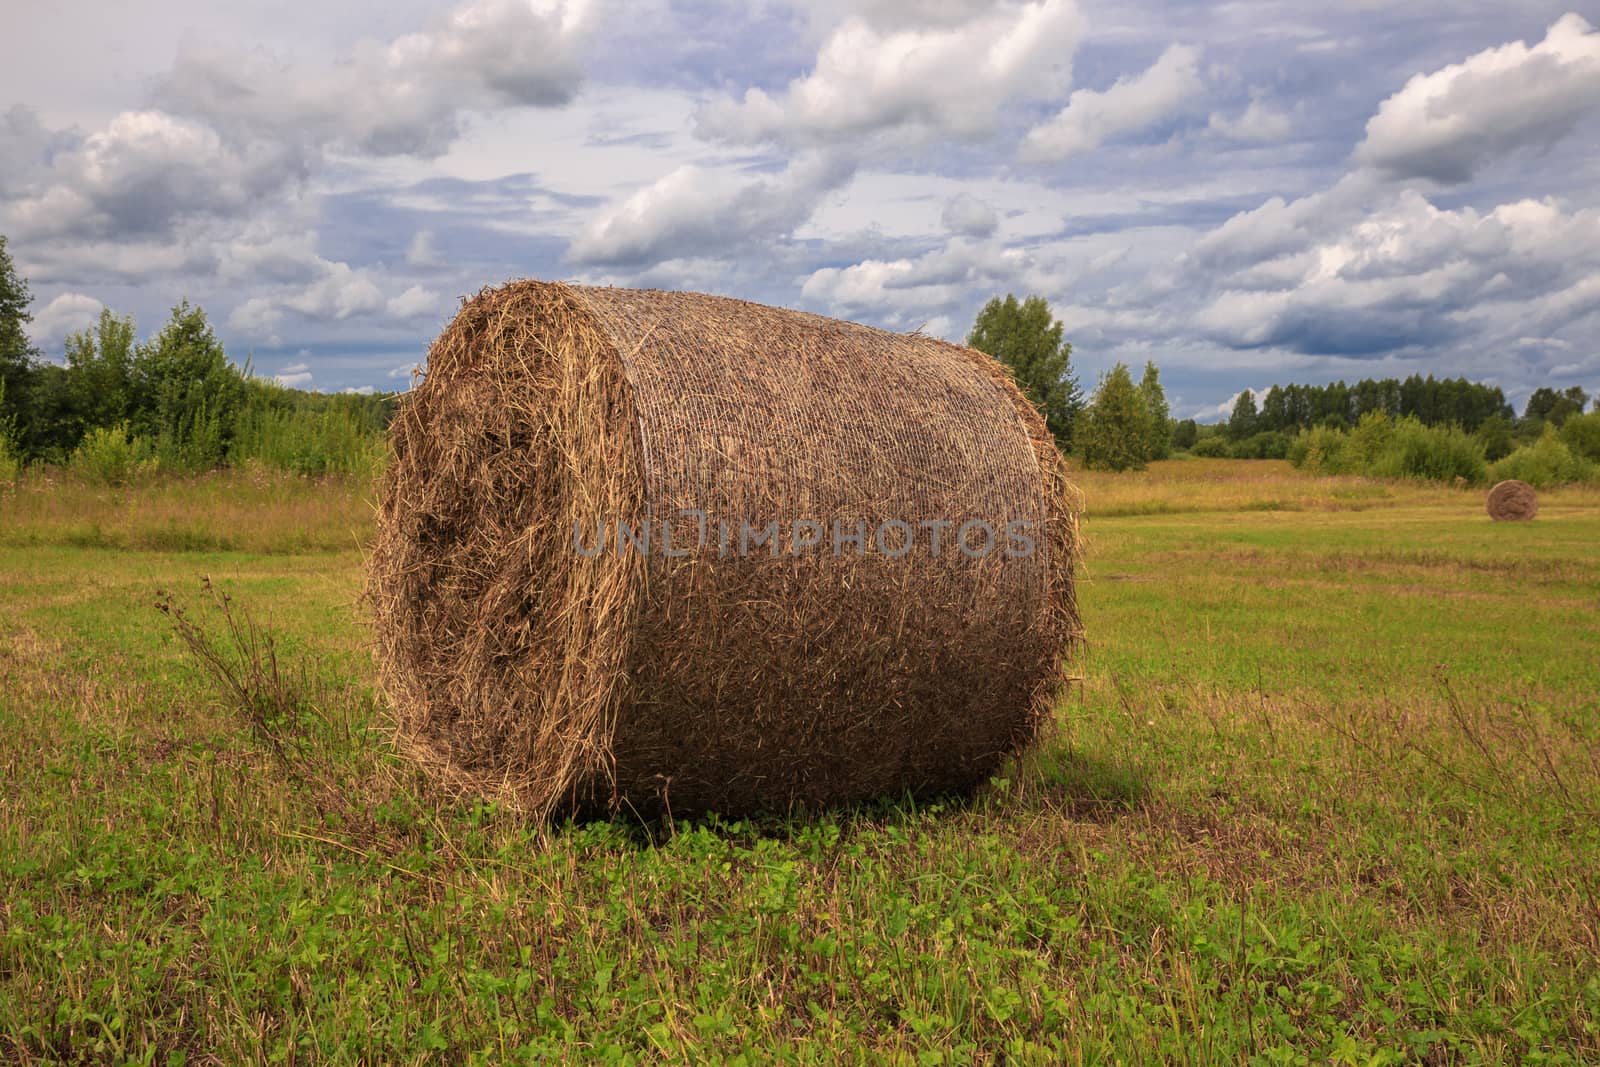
top-left (1225, 378), bottom-right (1589, 441)
top-left (5, 235), bottom-right (1596, 486)
top-left (968, 291), bottom-right (1598, 482)
top-left (0, 236), bottom-right (393, 482)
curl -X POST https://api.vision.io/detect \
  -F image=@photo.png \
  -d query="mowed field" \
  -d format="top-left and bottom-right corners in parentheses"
top-left (2, 460), bottom-right (1598, 1064)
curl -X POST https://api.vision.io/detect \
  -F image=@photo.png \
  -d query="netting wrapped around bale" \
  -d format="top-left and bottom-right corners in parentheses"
top-left (1486, 479), bottom-right (1538, 522)
top-left (369, 280), bottom-right (1081, 818)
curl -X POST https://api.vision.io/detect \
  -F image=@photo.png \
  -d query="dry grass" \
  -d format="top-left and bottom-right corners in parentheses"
top-left (1486, 478), bottom-right (1539, 521)
top-left (1073, 456), bottom-right (1600, 518)
top-left (369, 281), bottom-right (1081, 819)
top-left (0, 462), bottom-right (374, 553)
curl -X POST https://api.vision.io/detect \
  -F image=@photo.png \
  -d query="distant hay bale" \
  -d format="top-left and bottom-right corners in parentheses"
top-left (1486, 479), bottom-right (1538, 522)
top-left (369, 281), bottom-right (1080, 819)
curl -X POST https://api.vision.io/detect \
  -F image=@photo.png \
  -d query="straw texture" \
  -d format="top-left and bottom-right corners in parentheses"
top-left (370, 280), bottom-right (1081, 818)
top-left (1486, 479), bottom-right (1538, 522)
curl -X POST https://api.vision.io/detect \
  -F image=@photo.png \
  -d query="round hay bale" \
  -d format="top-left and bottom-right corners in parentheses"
top-left (1486, 479), bottom-right (1538, 522)
top-left (369, 281), bottom-right (1080, 818)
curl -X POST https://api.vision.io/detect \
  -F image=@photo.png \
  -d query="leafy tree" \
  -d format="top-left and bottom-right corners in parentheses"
top-left (1526, 385), bottom-right (1588, 427)
top-left (1171, 418), bottom-right (1199, 451)
top-left (1524, 387), bottom-right (1560, 422)
top-left (0, 236), bottom-right (39, 443)
top-left (1548, 387), bottom-right (1588, 427)
top-left (1560, 412), bottom-right (1600, 463)
top-left (22, 364), bottom-right (78, 459)
top-left (0, 378), bottom-right (18, 481)
top-left (1320, 380), bottom-right (1353, 428)
top-left (131, 302), bottom-right (245, 469)
top-left (65, 309), bottom-right (138, 436)
top-left (1137, 361), bottom-right (1172, 460)
top-left (1227, 389), bottom-right (1258, 441)
top-left (1474, 413), bottom-right (1516, 462)
top-left (1080, 363), bottom-right (1152, 471)
top-left (968, 294), bottom-right (1082, 449)
top-left (1258, 385), bottom-right (1288, 432)
top-left (1231, 375), bottom-right (1508, 435)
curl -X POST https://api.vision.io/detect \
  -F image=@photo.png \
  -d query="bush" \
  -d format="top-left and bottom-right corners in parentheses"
top-left (1474, 414), bottom-right (1516, 462)
top-left (1368, 419), bottom-right (1487, 483)
top-left (0, 381), bottom-right (18, 485)
top-left (233, 402), bottom-right (386, 477)
top-left (1345, 411), bottom-right (1396, 470)
top-left (1286, 413), bottom-right (1488, 484)
top-left (1171, 419), bottom-right (1199, 452)
top-left (69, 423), bottom-right (158, 486)
top-left (1190, 435), bottom-right (1231, 458)
top-left (1231, 431), bottom-right (1292, 460)
top-left (1490, 426), bottom-right (1596, 488)
top-left (1559, 412), bottom-right (1600, 463)
top-left (0, 432), bottom-right (18, 485)
top-left (1288, 425), bottom-right (1348, 473)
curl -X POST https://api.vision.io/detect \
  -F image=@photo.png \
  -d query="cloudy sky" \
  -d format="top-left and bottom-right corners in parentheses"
top-left (2, 1), bottom-right (1597, 416)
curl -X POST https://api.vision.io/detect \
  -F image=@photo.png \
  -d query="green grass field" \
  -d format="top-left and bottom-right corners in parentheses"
top-left (2, 460), bottom-right (1597, 1064)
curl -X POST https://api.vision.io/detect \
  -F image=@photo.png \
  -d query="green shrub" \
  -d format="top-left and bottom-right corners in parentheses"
top-left (1345, 411), bottom-right (1396, 470)
top-left (0, 432), bottom-right (19, 486)
top-left (233, 404), bottom-right (385, 477)
top-left (1288, 425), bottom-right (1348, 473)
top-left (1171, 418), bottom-right (1199, 452)
top-left (1370, 420), bottom-right (1486, 483)
top-left (230, 382), bottom-right (391, 478)
top-left (1474, 414), bottom-right (1516, 462)
top-left (1287, 414), bottom-right (1487, 484)
top-left (1490, 426), bottom-right (1596, 488)
top-left (1559, 412), bottom-right (1600, 463)
top-left (1189, 435), bottom-right (1231, 458)
top-left (0, 381), bottom-right (17, 486)
top-left (1231, 431), bottom-right (1292, 460)
top-left (69, 423), bottom-right (158, 486)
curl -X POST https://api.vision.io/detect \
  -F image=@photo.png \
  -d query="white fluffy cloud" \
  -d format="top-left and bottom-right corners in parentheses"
top-left (573, 1), bottom-right (1083, 272)
top-left (0, 0), bottom-right (593, 285)
top-left (26, 292), bottom-right (105, 347)
top-left (696, 0), bottom-right (1084, 147)
top-left (4, 110), bottom-right (300, 241)
top-left (1021, 43), bottom-right (1202, 162)
top-left (1166, 17), bottom-right (1600, 366)
top-left (274, 360), bottom-right (314, 388)
top-left (386, 285), bottom-right (444, 320)
top-left (229, 259), bottom-right (392, 337)
top-left (569, 151), bottom-right (853, 266)
top-left (5, 0), bottom-right (1599, 404)
top-left (219, 229), bottom-right (331, 284)
top-left (161, 0), bottom-right (592, 158)
top-left (1190, 191), bottom-right (1600, 355)
top-left (941, 193), bottom-right (999, 238)
top-left (1208, 97), bottom-right (1293, 143)
top-left (801, 237), bottom-right (1033, 325)
top-left (405, 230), bottom-right (440, 269)
top-left (1356, 13), bottom-right (1600, 184)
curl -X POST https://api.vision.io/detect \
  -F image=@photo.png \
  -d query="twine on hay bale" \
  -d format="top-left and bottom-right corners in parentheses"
top-left (368, 280), bottom-right (1082, 818)
top-left (1486, 479), bottom-right (1538, 522)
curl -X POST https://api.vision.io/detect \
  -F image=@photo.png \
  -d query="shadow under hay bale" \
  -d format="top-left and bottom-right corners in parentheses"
top-left (369, 281), bottom-right (1081, 819)
top-left (1486, 479), bottom-right (1538, 522)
